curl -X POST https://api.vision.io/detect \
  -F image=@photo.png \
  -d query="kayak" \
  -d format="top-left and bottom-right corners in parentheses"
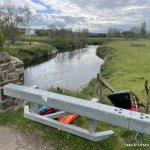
top-left (107, 90), bottom-right (134, 109)
top-left (58, 114), bottom-right (79, 124)
top-left (39, 105), bottom-right (79, 123)
top-left (107, 90), bottom-right (144, 111)
top-left (39, 105), bottom-right (58, 115)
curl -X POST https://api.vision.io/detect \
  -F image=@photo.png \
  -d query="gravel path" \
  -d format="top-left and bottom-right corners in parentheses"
top-left (0, 127), bottom-right (55, 150)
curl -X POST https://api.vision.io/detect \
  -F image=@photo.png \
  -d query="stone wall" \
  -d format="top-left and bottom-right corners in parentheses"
top-left (0, 52), bottom-right (24, 111)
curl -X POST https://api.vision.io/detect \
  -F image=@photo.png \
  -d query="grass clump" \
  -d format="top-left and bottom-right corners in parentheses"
top-left (87, 38), bottom-right (112, 45)
top-left (1, 41), bottom-right (57, 66)
top-left (51, 38), bottom-right (85, 52)
top-left (96, 46), bottom-right (115, 59)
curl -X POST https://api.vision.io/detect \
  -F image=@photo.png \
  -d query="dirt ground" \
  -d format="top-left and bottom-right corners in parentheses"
top-left (0, 126), bottom-right (55, 150)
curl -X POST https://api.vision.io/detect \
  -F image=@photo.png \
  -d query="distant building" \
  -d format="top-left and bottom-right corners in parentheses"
top-left (25, 28), bottom-right (36, 36)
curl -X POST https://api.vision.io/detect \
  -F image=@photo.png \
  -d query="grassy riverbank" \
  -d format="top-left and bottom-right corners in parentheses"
top-left (20, 36), bottom-right (86, 52)
top-left (1, 39), bottom-right (150, 149)
top-left (0, 35), bottom-right (109, 66)
top-left (21, 36), bottom-right (110, 51)
top-left (2, 41), bottom-right (57, 66)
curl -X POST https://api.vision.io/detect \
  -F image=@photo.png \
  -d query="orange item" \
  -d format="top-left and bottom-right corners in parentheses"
top-left (58, 114), bottom-right (79, 124)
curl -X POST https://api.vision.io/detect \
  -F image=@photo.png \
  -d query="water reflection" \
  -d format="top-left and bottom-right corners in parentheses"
top-left (24, 45), bottom-right (103, 90)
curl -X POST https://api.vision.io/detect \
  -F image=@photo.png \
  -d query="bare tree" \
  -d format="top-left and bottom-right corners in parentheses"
top-left (0, 1), bottom-right (25, 44)
top-left (140, 22), bottom-right (147, 38)
top-left (47, 25), bottom-right (57, 40)
top-left (22, 6), bottom-right (35, 36)
top-left (107, 28), bottom-right (122, 38)
top-left (0, 1), bottom-right (34, 45)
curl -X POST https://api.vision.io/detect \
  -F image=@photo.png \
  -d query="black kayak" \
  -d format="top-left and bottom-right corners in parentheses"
top-left (107, 90), bottom-right (139, 109)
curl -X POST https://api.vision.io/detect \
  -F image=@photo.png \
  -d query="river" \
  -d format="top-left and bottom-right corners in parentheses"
top-left (24, 45), bottom-right (103, 90)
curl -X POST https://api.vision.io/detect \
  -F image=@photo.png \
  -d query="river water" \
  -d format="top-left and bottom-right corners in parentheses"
top-left (24, 45), bottom-right (103, 90)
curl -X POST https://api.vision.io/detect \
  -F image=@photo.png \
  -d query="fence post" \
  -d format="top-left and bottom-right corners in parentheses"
top-left (144, 80), bottom-right (149, 95)
top-left (97, 74), bottom-right (104, 102)
top-left (146, 87), bottom-right (150, 114)
top-left (99, 81), bottom-right (104, 102)
top-left (144, 80), bottom-right (150, 114)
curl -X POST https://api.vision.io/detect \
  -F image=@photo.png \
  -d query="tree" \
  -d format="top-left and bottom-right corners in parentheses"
top-left (22, 6), bottom-right (35, 36)
top-left (47, 25), bottom-right (57, 40)
top-left (122, 31), bottom-right (133, 38)
top-left (0, 1), bottom-right (25, 44)
top-left (107, 28), bottom-right (122, 38)
top-left (0, 1), bottom-right (33, 45)
top-left (0, 31), bottom-right (5, 48)
top-left (140, 22), bottom-right (147, 38)
top-left (130, 27), bottom-right (140, 38)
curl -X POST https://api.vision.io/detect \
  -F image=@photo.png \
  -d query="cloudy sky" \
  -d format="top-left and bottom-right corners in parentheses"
top-left (0, 0), bottom-right (150, 33)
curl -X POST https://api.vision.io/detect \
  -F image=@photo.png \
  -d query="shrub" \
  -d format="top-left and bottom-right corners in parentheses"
top-left (51, 38), bottom-right (86, 52)
top-left (96, 46), bottom-right (115, 59)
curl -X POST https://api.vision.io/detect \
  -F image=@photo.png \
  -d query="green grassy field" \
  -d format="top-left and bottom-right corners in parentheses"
top-left (99, 39), bottom-right (150, 102)
top-left (1, 39), bottom-right (150, 150)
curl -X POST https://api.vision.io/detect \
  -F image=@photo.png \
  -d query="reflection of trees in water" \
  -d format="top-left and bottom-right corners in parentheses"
top-left (76, 48), bottom-right (87, 60)
top-left (55, 53), bottom-right (65, 62)
top-left (49, 78), bottom-right (81, 90)
top-left (54, 47), bottom-right (88, 62)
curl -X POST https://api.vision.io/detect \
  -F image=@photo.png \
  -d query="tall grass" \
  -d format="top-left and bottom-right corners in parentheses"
top-left (1, 41), bottom-right (57, 66)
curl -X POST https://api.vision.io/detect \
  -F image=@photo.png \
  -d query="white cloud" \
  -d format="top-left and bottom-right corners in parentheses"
top-left (38, 0), bottom-right (150, 32)
top-left (1, 0), bottom-right (150, 32)
top-left (29, 9), bottom-right (36, 15)
top-left (0, 0), bottom-right (46, 11)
